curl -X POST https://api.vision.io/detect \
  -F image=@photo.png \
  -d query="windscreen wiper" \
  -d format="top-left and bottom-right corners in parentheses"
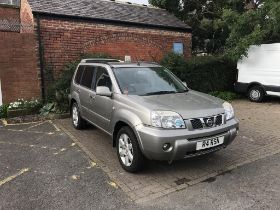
top-left (141, 91), bottom-right (177, 96)
top-left (177, 89), bottom-right (189, 93)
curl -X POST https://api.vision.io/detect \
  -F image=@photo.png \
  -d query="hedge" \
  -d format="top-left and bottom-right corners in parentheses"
top-left (161, 53), bottom-right (237, 93)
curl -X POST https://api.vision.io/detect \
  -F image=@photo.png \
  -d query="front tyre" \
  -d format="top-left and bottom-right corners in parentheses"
top-left (71, 102), bottom-right (86, 130)
top-left (248, 86), bottom-right (265, 102)
top-left (117, 126), bottom-right (145, 173)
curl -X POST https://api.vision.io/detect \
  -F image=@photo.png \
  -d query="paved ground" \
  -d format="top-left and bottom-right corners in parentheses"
top-left (0, 99), bottom-right (280, 209)
top-left (55, 99), bottom-right (280, 203)
top-left (0, 121), bottom-right (139, 210)
top-left (148, 152), bottom-right (280, 210)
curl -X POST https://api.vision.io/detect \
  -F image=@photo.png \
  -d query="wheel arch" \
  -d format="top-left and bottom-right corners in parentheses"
top-left (69, 92), bottom-right (82, 112)
top-left (70, 98), bottom-right (77, 109)
top-left (113, 121), bottom-right (130, 147)
top-left (247, 82), bottom-right (266, 93)
top-left (111, 109), bottom-right (143, 149)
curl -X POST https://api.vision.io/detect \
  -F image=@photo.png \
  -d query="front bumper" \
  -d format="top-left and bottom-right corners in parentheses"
top-left (135, 118), bottom-right (239, 161)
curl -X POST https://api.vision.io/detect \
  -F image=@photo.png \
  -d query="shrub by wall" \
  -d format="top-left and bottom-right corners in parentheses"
top-left (161, 53), bottom-right (237, 93)
top-left (45, 53), bottom-right (114, 113)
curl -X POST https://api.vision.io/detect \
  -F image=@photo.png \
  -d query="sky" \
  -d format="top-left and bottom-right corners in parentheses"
top-left (119, 0), bottom-right (149, 5)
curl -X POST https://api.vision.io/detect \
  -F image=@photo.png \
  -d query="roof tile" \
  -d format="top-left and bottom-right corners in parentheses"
top-left (28, 0), bottom-right (191, 30)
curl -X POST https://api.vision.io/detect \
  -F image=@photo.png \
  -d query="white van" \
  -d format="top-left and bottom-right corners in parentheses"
top-left (235, 43), bottom-right (280, 102)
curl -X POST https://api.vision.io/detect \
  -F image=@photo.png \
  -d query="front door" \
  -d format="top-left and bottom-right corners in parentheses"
top-left (89, 66), bottom-right (114, 131)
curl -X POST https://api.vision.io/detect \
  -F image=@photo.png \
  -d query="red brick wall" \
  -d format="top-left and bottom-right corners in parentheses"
top-left (0, 4), bottom-right (40, 103)
top-left (35, 17), bottom-right (192, 79)
top-left (0, 31), bottom-right (41, 103)
top-left (0, 6), bottom-right (20, 32)
top-left (20, 0), bottom-right (34, 33)
top-left (0, 2), bottom-right (192, 103)
top-left (0, 6), bottom-right (19, 19)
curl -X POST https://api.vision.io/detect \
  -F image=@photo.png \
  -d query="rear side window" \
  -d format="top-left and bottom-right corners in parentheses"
top-left (75, 66), bottom-right (84, 84)
top-left (95, 67), bottom-right (112, 91)
top-left (80, 66), bottom-right (95, 89)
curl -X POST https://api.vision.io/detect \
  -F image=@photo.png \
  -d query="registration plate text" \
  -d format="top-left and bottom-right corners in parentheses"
top-left (196, 136), bottom-right (224, 151)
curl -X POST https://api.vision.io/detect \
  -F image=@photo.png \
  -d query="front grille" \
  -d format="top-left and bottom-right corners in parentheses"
top-left (189, 114), bottom-right (224, 130)
top-left (215, 115), bottom-right (223, 125)
top-left (190, 119), bottom-right (203, 129)
top-left (188, 131), bottom-right (227, 142)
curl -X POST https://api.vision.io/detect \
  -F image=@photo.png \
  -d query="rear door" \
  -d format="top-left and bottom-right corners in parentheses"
top-left (79, 65), bottom-right (96, 122)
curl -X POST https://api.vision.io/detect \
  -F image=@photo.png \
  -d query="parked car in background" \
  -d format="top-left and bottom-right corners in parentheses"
top-left (235, 43), bottom-right (280, 102)
top-left (69, 59), bottom-right (239, 172)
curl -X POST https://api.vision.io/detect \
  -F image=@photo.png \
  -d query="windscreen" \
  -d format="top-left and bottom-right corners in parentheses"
top-left (113, 67), bottom-right (188, 96)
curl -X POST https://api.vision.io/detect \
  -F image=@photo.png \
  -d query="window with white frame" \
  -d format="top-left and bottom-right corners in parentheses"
top-left (0, 0), bottom-right (20, 6)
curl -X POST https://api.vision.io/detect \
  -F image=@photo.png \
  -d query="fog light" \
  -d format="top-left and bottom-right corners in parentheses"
top-left (163, 143), bottom-right (171, 151)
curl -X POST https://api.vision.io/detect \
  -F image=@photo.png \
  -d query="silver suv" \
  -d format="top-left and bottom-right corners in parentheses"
top-left (70, 59), bottom-right (239, 172)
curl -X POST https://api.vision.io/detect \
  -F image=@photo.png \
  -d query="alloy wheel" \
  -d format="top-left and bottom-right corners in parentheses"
top-left (118, 133), bottom-right (134, 167)
top-left (250, 89), bottom-right (260, 100)
top-left (72, 105), bottom-right (79, 127)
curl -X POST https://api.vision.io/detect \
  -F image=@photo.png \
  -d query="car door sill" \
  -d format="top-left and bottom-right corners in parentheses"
top-left (82, 116), bottom-right (112, 137)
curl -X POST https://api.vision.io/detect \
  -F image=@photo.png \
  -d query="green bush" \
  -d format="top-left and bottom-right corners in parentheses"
top-left (209, 91), bottom-right (240, 101)
top-left (40, 102), bottom-right (56, 116)
top-left (161, 53), bottom-right (237, 93)
top-left (46, 53), bottom-right (115, 113)
top-left (0, 104), bottom-right (8, 119)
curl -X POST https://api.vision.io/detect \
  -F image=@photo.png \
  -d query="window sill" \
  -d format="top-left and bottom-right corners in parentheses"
top-left (0, 4), bottom-right (20, 9)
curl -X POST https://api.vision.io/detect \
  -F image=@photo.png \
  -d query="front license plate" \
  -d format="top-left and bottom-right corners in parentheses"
top-left (196, 136), bottom-right (224, 151)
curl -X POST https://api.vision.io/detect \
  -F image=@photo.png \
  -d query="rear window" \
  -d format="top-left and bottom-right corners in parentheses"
top-left (75, 66), bottom-right (84, 84)
top-left (80, 66), bottom-right (95, 89)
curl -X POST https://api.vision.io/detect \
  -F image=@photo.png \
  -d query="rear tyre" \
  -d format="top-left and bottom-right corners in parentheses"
top-left (116, 126), bottom-right (145, 173)
top-left (71, 102), bottom-right (86, 130)
top-left (248, 86), bottom-right (265, 102)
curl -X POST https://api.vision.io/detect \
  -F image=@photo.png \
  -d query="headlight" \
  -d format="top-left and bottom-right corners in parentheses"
top-left (151, 111), bottom-right (186, 129)
top-left (223, 102), bottom-right (234, 121)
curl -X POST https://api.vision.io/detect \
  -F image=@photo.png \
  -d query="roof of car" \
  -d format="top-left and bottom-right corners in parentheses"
top-left (108, 62), bottom-right (161, 68)
top-left (79, 59), bottom-right (161, 68)
top-left (81, 58), bottom-right (123, 63)
top-left (28, 0), bottom-right (191, 31)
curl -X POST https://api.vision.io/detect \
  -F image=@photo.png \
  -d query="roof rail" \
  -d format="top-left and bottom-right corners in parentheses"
top-left (81, 58), bottom-right (123, 63)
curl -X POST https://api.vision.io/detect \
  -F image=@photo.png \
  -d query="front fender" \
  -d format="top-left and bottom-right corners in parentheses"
top-left (110, 109), bottom-right (145, 151)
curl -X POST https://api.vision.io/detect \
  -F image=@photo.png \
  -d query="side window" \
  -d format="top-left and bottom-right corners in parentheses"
top-left (74, 66), bottom-right (84, 84)
top-left (95, 67), bottom-right (112, 91)
top-left (80, 66), bottom-right (95, 89)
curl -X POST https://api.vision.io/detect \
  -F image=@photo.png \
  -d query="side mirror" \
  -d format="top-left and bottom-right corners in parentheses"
top-left (96, 86), bottom-right (112, 97)
top-left (182, 82), bottom-right (187, 87)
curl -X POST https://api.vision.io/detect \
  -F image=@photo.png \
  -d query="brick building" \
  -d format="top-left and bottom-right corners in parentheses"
top-left (0, 0), bottom-right (191, 104)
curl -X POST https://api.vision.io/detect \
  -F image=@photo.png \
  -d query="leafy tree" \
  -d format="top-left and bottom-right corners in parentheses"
top-left (149, 0), bottom-right (246, 54)
top-left (223, 0), bottom-right (280, 60)
top-left (148, 0), bottom-right (181, 14)
top-left (149, 0), bottom-right (280, 60)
